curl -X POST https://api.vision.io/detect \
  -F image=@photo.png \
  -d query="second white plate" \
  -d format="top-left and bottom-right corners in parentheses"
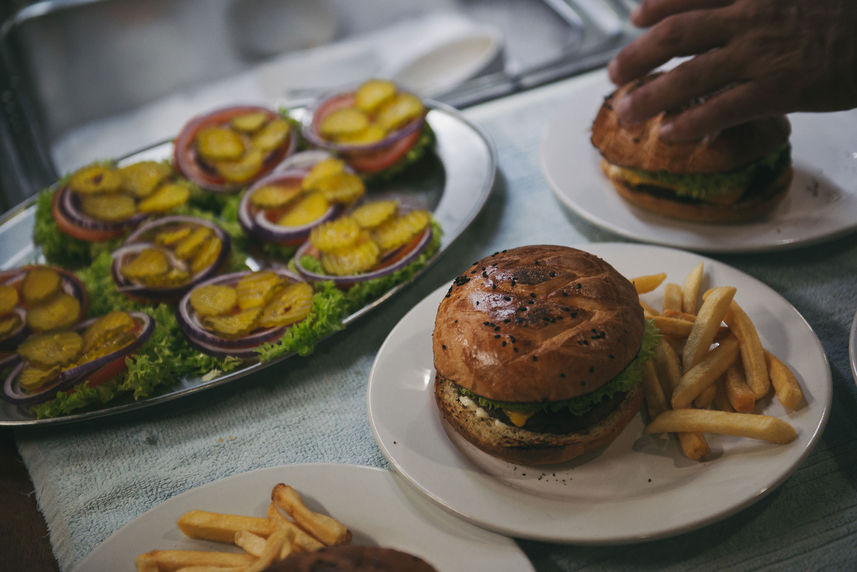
top-left (367, 242), bottom-right (831, 544)
top-left (540, 73), bottom-right (857, 253)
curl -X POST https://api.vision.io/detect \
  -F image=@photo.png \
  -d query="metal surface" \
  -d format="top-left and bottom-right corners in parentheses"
top-left (0, 102), bottom-right (497, 426)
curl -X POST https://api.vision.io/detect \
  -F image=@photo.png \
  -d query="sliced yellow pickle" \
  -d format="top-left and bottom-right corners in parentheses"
top-left (18, 364), bottom-right (61, 392)
top-left (18, 330), bottom-right (83, 368)
top-left (154, 226), bottom-right (193, 247)
top-left (0, 284), bottom-right (18, 315)
top-left (309, 216), bottom-right (361, 253)
top-left (257, 282), bottom-right (313, 328)
top-left (249, 183), bottom-right (302, 209)
top-left (235, 271), bottom-right (283, 310)
top-left (203, 307), bottom-right (261, 338)
top-left (118, 161), bottom-right (172, 198)
top-left (189, 237), bottom-right (223, 275)
top-left (137, 182), bottom-right (191, 213)
top-left (189, 284), bottom-right (237, 317)
top-left (68, 164), bottom-right (122, 195)
top-left (251, 117), bottom-right (290, 152)
top-left (216, 148), bottom-right (264, 183)
top-left (22, 267), bottom-right (61, 306)
top-left (375, 93), bottom-right (424, 132)
top-left (121, 248), bottom-right (170, 281)
top-left (351, 200), bottom-right (398, 229)
top-left (278, 192), bottom-right (329, 227)
top-left (140, 267), bottom-right (191, 288)
top-left (321, 236), bottom-right (380, 276)
top-left (230, 111), bottom-right (270, 133)
top-left (0, 313), bottom-right (22, 339)
top-left (372, 209), bottom-right (431, 252)
top-left (314, 172), bottom-right (365, 205)
top-left (195, 127), bottom-right (245, 162)
top-left (81, 193), bottom-right (137, 222)
top-left (301, 158), bottom-right (346, 191)
top-left (26, 293), bottom-right (81, 332)
top-left (337, 124), bottom-right (386, 145)
top-left (319, 107), bottom-right (369, 139)
top-left (173, 226), bottom-right (214, 260)
top-left (354, 79), bottom-right (397, 114)
top-left (81, 311), bottom-right (136, 355)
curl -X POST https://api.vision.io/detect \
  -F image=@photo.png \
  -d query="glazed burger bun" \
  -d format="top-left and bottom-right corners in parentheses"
top-left (433, 245), bottom-right (654, 465)
top-left (591, 75), bottom-right (793, 223)
top-left (264, 545), bottom-right (437, 571)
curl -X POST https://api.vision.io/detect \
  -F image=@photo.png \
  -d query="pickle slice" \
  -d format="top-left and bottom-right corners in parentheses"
top-left (81, 193), bottom-right (137, 222)
top-left (81, 311), bottom-right (136, 355)
top-left (230, 111), bottom-right (270, 133)
top-left (118, 161), bottom-right (172, 198)
top-left (0, 284), bottom-right (18, 315)
top-left (354, 79), bottom-right (397, 114)
top-left (203, 307), bottom-right (261, 338)
top-left (235, 271), bottom-right (283, 310)
top-left (0, 313), bottom-right (22, 339)
top-left (321, 235), bottom-right (380, 276)
top-left (301, 158), bottom-right (346, 191)
top-left (121, 248), bottom-right (170, 282)
top-left (351, 200), bottom-right (398, 229)
top-left (69, 164), bottom-right (122, 195)
top-left (22, 267), bottom-right (61, 306)
top-left (372, 209), bottom-right (431, 252)
top-left (375, 93), bottom-right (424, 132)
top-left (189, 237), bottom-right (223, 275)
top-left (18, 330), bottom-right (83, 368)
top-left (313, 172), bottom-right (365, 205)
top-left (337, 124), bottom-right (386, 145)
top-left (257, 282), bottom-right (313, 328)
top-left (309, 216), bottom-right (361, 253)
top-left (18, 364), bottom-right (61, 392)
top-left (318, 107), bottom-right (369, 139)
top-left (137, 182), bottom-right (191, 213)
top-left (173, 226), bottom-right (214, 260)
top-left (189, 284), bottom-right (237, 317)
top-left (154, 226), bottom-right (193, 247)
top-left (26, 293), bottom-right (81, 332)
top-left (249, 183), bottom-right (302, 209)
top-left (195, 127), bottom-right (245, 162)
top-left (278, 192), bottom-right (330, 227)
top-left (251, 117), bottom-right (290, 152)
top-left (215, 148), bottom-right (265, 183)
top-left (140, 267), bottom-right (191, 288)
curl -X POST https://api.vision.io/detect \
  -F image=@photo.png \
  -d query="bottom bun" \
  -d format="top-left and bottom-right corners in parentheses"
top-left (434, 374), bottom-right (644, 466)
top-left (265, 545), bottom-right (437, 571)
top-left (605, 163), bottom-right (793, 224)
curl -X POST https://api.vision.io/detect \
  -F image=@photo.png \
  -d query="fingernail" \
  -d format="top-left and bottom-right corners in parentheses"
top-left (616, 95), bottom-right (638, 123)
top-left (630, 5), bottom-right (642, 22)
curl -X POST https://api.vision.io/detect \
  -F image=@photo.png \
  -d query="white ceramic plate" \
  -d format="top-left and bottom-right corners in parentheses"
top-left (367, 243), bottom-right (831, 544)
top-left (540, 73), bottom-right (857, 253)
top-left (73, 463), bottom-right (533, 572)
top-left (850, 309), bottom-right (857, 385)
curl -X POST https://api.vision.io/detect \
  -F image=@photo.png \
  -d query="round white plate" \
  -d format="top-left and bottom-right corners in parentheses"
top-left (540, 73), bottom-right (857, 253)
top-left (850, 309), bottom-right (857, 385)
top-left (367, 243), bottom-right (831, 544)
top-left (73, 463), bottom-right (533, 572)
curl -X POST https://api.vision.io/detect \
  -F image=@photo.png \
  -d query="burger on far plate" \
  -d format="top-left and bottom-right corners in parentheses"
top-left (590, 74), bottom-right (793, 223)
top-left (432, 245), bottom-right (659, 466)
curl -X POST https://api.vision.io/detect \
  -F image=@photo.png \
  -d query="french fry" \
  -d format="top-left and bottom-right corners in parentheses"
top-left (725, 362), bottom-right (755, 412)
top-left (765, 350), bottom-right (805, 410)
top-left (693, 382), bottom-right (717, 409)
top-left (266, 503), bottom-right (325, 552)
top-left (631, 272), bottom-right (667, 294)
top-left (661, 309), bottom-right (697, 322)
top-left (272, 484), bottom-right (350, 546)
top-left (713, 376), bottom-right (733, 412)
top-left (134, 550), bottom-right (254, 572)
top-left (672, 335), bottom-right (740, 409)
top-left (642, 360), bottom-right (669, 418)
top-left (234, 530), bottom-right (267, 557)
top-left (677, 431), bottom-right (712, 461)
top-left (645, 409), bottom-right (797, 444)
top-left (651, 315), bottom-right (694, 337)
top-left (241, 528), bottom-right (293, 572)
top-left (177, 511), bottom-right (272, 544)
top-left (681, 262), bottom-right (704, 314)
top-left (173, 567), bottom-right (244, 572)
top-left (639, 299), bottom-right (660, 318)
top-left (724, 300), bottom-right (769, 398)
top-left (662, 283), bottom-right (683, 313)
top-left (682, 286), bottom-right (736, 370)
top-left (135, 557), bottom-right (159, 572)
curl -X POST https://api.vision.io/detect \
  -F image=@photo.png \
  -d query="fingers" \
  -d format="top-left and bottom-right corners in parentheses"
top-left (632, 0), bottom-right (734, 27)
top-left (658, 82), bottom-right (770, 142)
top-left (609, 10), bottom-right (728, 86)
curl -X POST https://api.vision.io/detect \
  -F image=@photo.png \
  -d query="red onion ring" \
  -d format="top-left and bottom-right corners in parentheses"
top-left (57, 185), bottom-right (148, 233)
top-left (173, 105), bottom-right (297, 193)
top-left (2, 311), bottom-right (154, 406)
top-left (175, 268), bottom-right (308, 358)
top-left (0, 308), bottom-right (27, 353)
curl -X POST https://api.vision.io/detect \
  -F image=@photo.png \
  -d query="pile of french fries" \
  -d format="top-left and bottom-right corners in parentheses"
top-left (631, 263), bottom-right (804, 461)
top-left (135, 483), bottom-right (351, 572)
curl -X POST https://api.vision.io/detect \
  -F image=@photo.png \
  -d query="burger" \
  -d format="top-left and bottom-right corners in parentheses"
top-left (590, 75), bottom-right (793, 223)
top-left (432, 245), bottom-right (659, 465)
top-left (264, 545), bottom-right (437, 571)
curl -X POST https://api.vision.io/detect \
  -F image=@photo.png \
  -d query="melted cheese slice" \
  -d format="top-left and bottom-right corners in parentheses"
top-left (504, 409), bottom-right (534, 428)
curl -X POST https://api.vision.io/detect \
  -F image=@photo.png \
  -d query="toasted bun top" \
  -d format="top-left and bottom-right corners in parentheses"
top-left (432, 245), bottom-right (644, 403)
top-left (590, 75), bottom-right (791, 174)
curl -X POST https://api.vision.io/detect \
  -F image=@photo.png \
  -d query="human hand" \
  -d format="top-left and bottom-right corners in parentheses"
top-left (608, 0), bottom-right (857, 141)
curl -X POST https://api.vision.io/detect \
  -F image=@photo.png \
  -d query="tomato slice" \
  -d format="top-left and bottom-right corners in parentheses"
top-left (50, 187), bottom-right (126, 242)
top-left (345, 128), bottom-right (422, 174)
top-left (83, 355), bottom-right (129, 388)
